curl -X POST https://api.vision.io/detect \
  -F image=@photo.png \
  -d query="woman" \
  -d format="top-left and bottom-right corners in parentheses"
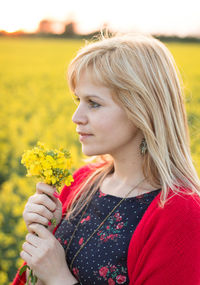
top-left (13, 33), bottom-right (200, 284)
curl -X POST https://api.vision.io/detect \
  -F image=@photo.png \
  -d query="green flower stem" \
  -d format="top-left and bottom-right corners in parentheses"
top-left (19, 264), bottom-right (38, 285)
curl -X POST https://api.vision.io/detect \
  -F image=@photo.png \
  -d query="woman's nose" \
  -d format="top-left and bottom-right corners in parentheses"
top-left (72, 104), bottom-right (88, 125)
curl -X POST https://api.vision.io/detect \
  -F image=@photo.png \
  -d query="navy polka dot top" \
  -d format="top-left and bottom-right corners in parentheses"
top-left (55, 187), bottom-right (161, 284)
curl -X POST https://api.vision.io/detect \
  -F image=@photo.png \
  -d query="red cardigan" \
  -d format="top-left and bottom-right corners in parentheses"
top-left (12, 164), bottom-right (200, 284)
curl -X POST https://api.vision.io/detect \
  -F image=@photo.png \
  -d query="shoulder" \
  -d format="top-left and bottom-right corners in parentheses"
top-left (140, 189), bottom-right (200, 250)
top-left (128, 190), bottom-right (200, 283)
top-left (130, 188), bottom-right (200, 245)
top-left (146, 189), bottom-right (200, 231)
top-left (158, 189), bottom-right (200, 224)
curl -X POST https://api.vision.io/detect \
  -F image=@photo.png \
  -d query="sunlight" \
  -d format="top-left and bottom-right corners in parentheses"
top-left (0, 0), bottom-right (45, 33)
top-left (0, 0), bottom-right (200, 36)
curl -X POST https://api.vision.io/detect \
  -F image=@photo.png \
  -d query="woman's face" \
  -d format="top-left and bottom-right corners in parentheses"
top-left (72, 68), bottom-right (142, 157)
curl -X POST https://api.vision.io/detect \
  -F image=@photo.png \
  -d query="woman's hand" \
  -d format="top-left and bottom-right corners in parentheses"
top-left (20, 224), bottom-right (78, 285)
top-left (23, 182), bottom-right (62, 233)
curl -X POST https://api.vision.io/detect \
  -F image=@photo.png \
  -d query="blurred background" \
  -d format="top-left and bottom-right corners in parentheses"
top-left (0, 0), bottom-right (200, 283)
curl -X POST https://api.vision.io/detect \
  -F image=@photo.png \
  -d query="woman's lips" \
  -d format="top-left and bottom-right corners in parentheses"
top-left (77, 132), bottom-right (93, 142)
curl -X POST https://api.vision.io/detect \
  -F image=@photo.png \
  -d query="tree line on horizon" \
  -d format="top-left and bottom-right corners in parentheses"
top-left (0, 19), bottom-right (200, 42)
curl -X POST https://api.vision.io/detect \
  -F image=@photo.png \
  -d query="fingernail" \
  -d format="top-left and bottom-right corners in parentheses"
top-left (48, 221), bottom-right (52, 226)
top-left (53, 191), bottom-right (59, 198)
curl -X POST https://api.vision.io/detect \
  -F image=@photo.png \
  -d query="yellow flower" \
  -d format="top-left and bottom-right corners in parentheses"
top-left (51, 177), bottom-right (57, 184)
top-left (37, 141), bottom-right (46, 149)
top-left (21, 142), bottom-right (73, 191)
top-left (44, 169), bottom-right (53, 177)
top-left (65, 175), bottom-right (74, 186)
top-left (29, 164), bottom-right (41, 176)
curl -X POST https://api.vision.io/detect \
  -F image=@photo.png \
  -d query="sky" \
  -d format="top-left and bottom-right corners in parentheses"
top-left (0, 0), bottom-right (200, 36)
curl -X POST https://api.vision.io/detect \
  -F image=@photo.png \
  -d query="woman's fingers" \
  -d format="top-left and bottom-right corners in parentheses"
top-left (23, 194), bottom-right (57, 230)
top-left (20, 250), bottom-right (32, 265)
top-left (25, 212), bottom-right (50, 228)
top-left (25, 233), bottom-right (41, 247)
top-left (36, 182), bottom-right (58, 201)
top-left (25, 201), bottom-right (55, 218)
top-left (27, 193), bottom-right (56, 212)
top-left (35, 183), bottom-right (63, 228)
top-left (21, 234), bottom-right (39, 263)
top-left (29, 223), bottom-right (52, 239)
top-left (22, 241), bottom-right (36, 253)
top-left (23, 183), bottom-right (62, 233)
top-left (23, 197), bottom-right (55, 225)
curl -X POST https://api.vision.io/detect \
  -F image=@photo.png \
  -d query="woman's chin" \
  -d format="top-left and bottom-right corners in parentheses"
top-left (82, 146), bottom-right (104, 157)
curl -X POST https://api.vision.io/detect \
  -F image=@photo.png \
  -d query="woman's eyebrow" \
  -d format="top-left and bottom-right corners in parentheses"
top-left (74, 93), bottom-right (105, 102)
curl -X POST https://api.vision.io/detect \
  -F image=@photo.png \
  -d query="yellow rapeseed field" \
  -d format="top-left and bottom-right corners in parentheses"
top-left (0, 37), bottom-right (199, 284)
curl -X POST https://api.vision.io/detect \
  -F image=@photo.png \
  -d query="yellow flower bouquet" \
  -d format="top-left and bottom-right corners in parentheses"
top-left (21, 141), bottom-right (74, 190)
top-left (19, 141), bottom-right (74, 285)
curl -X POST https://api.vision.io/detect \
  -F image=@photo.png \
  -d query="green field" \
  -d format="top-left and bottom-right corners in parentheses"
top-left (0, 37), bottom-right (200, 283)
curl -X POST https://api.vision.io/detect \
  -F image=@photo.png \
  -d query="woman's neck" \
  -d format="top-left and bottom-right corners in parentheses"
top-left (112, 154), bottom-right (145, 185)
top-left (100, 157), bottom-right (158, 198)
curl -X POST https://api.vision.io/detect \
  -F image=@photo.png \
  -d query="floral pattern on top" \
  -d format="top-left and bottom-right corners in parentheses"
top-left (80, 215), bottom-right (91, 224)
top-left (55, 187), bottom-right (161, 285)
top-left (72, 267), bottom-right (80, 280)
top-left (94, 262), bottom-right (127, 284)
top-left (97, 212), bottom-right (128, 245)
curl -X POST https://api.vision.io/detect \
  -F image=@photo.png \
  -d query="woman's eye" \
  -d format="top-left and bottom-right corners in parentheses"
top-left (73, 96), bottom-right (101, 109)
top-left (73, 97), bottom-right (80, 105)
top-left (88, 100), bottom-right (101, 108)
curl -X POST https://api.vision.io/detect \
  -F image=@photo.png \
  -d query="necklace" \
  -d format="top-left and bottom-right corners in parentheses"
top-left (66, 177), bottom-right (146, 271)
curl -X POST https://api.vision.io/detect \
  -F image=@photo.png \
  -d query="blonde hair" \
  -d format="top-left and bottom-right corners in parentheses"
top-left (66, 33), bottom-right (200, 218)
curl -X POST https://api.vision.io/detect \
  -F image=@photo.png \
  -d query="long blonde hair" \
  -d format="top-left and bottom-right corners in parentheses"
top-left (66, 33), bottom-right (200, 218)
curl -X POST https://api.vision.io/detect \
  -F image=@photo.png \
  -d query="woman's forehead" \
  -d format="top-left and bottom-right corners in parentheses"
top-left (74, 67), bottom-right (109, 91)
